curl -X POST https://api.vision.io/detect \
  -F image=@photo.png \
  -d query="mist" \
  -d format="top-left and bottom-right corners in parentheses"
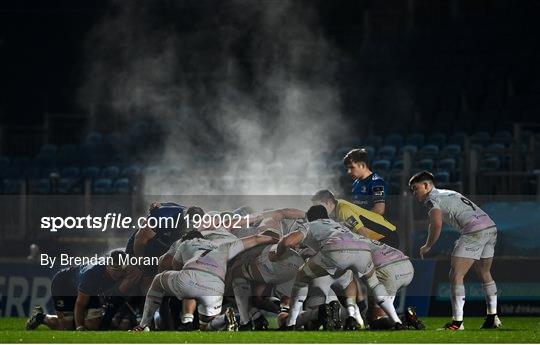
top-left (78, 0), bottom-right (351, 202)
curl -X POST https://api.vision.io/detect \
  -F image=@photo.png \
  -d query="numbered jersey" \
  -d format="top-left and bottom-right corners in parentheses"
top-left (299, 219), bottom-right (371, 252)
top-left (174, 238), bottom-right (245, 281)
top-left (424, 188), bottom-right (496, 235)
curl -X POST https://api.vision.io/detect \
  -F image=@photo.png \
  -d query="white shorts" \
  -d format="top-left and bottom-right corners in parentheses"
top-left (309, 249), bottom-right (374, 278)
top-left (375, 260), bottom-right (414, 296)
top-left (163, 270), bottom-right (224, 317)
top-left (305, 271), bottom-right (353, 308)
top-left (452, 227), bottom-right (497, 260)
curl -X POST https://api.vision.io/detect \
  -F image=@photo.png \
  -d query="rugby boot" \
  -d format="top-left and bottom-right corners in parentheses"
top-left (404, 306), bottom-right (425, 330)
top-left (252, 314), bottom-right (269, 330)
top-left (26, 305), bottom-right (45, 330)
top-left (329, 301), bottom-right (342, 330)
top-left (480, 315), bottom-right (501, 329)
top-left (439, 320), bottom-right (464, 331)
top-left (224, 307), bottom-right (239, 332)
top-left (343, 316), bottom-right (359, 331)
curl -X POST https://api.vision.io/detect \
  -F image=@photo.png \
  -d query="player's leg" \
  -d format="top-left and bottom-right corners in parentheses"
top-left (136, 271), bottom-right (173, 330)
top-left (286, 255), bottom-right (329, 327)
top-left (232, 275), bottom-right (254, 328)
top-left (177, 299), bottom-right (197, 330)
top-left (474, 229), bottom-right (501, 328)
top-left (445, 256), bottom-right (475, 329)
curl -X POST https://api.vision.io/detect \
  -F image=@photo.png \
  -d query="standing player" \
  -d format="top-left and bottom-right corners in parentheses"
top-left (343, 148), bottom-right (387, 215)
top-left (409, 171), bottom-right (501, 330)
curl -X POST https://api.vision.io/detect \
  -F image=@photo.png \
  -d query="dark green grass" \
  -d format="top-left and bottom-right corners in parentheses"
top-left (1, 317), bottom-right (539, 343)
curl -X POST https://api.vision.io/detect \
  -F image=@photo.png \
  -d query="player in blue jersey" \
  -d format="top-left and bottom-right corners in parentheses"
top-left (343, 148), bottom-right (387, 215)
top-left (26, 250), bottom-right (142, 331)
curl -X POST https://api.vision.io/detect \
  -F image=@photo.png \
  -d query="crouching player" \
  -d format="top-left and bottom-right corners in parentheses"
top-left (272, 206), bottom-right (405, 330)
top-left (131, 231), bottom-right (277, 332)
top-left (26, 250), bottom-right (142, 331)
top-left (409, 171), bottom-right (500, 330)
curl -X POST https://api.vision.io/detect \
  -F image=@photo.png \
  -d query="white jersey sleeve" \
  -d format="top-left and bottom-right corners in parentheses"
top-left (425, 188), bottom-right (496, 234)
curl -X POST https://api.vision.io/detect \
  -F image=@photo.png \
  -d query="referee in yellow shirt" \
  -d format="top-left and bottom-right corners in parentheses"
top-left (311, 189), bottom-right (399, 248)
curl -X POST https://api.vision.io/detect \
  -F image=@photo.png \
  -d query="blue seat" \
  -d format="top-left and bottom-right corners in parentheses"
top-left (82, 166), bottom-right (100, 180)
top-left (398, 145), bottom-right (418, 158)
top-left (480, 157), bottom-right (501, 171)
top-left (121, 166), bottom-right (140, 178)
top-left (485, 143), bottom-right (506, 158)
top-left (406, 133), bottom-right (425, 147)
top-left (492, 130), bottom-right (512, 146)
top-left (2, 179), bottom-right (23, 194)
top-left (448, 131), bottom-right (467, 147)
top-left (30, 178), bottom-right (51, 194)
top-left (364, 135), bottom-right (383, 148)
top-left (376, 145), bottom-right (396, 160)
top-left (384, 133), bottom-right (404, 147)
top-left (113, 178), bottom-right (131, 194)
top-left (92, 178), bottom-right (112, 194)
top-left (35, 145), bottom-right (57, 165)
top-left (57, 145), bottom-right (79, 166)
top-left (144, 166), bottom-right (161, 176)
top-left (57, 178), bottom-right (76, 194)
top-left (470, 131), bottom-right (491, 146)
top-left (61, 166), bottom-right (80, 179)
top-left (40, 167), bottom-right (60, 178)
top-left (418, 144), bottom-right (440, 159)
top-left (426, 132), bottom-right (447, 148)
top-left (24, 166), bottom-right (41, 179)
top-left (437, 158), bottom-right (457, 172)
top-left (101, 166), bottom-right (120, 179)
top-left (392, 159), bottom-right (404, 171)
top-left (372, 159), bottom-right (391, 172)
top-left (362, 146), bottom-right (375, 158)
top-left (434, 171), bottom-right (450, 184)
top-left (440, 144), bottom-right (461, 159)
top-left (85, 131), bottom-right (103, 146)
top-left (416, 158), bottom-right (434, 171)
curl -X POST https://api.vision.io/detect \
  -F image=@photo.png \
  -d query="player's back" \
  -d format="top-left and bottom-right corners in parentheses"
top-left (302, 219), bottom-right (370, 252)
top-left (367, 239), bottom-right (409, 268)
top-left (426, 188), bottom-right (496, 234)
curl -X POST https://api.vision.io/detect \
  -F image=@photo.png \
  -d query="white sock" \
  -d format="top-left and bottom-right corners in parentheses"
top-left (451, 284), bottom-right (466, 322)
top-left (287, 281), bottom-right (308, 326)
top-left (377, 296), bottom-right (400, 324)
top-left (353, 304), bottom-right (364, 327)
top-left (232, 277), bottom-right (252, 325)
top-left (345, 298), bottom-right (356, 318)
top-left (482, 281), bottom-right (497, 315)
top-left (181, 313), bottom-right (194, 324)
top-left (140, 288), bottom-right (164, 327)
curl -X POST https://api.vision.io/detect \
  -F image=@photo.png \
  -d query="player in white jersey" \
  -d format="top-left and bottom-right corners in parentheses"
top-left (131, 230), bottom-right (277, 332)
top-left (271, 205), bottom-right (405, 330)
top-left (409, 171), bottom-right (500, 330)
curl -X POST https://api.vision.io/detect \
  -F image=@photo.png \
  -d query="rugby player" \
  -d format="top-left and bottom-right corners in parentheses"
top-left (409, 171), bottom-right (501, 330)
top-left (271, 205), bottom-right (404, 330)
top-left (26, 250), bottom-right (142, 331)
top-left (131, 231), bottom-right (278, 332)
top-left (343, 148), bottom-right (387, 215)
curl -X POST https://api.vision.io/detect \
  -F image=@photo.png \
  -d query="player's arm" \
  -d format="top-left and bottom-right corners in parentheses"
top-left (337, 204), bottom-right (370, 237)
top-left (261, 208), bottom-right (306, 221)
top-left (133, 224), bottom-right (156, 257)
top-left (74, 291), bottom-right (90, 330)
top-left (270, 231), bottom-right (305, 261)
top-left (172, 249), bottom-right (184, 270)
top-left (240, 234), bottom-right (279, 251)
top-left (370, 183), bottom-right (387, 215)
top-left (420, 208), bottom-right (443, 258)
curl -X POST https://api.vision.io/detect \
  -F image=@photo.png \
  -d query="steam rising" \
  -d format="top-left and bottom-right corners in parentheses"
top-left (79, 0), bottom-right (350, 199)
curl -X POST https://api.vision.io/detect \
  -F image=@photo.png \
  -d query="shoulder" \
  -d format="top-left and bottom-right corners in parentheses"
top-left (370, 173), bottom-right (386, 183)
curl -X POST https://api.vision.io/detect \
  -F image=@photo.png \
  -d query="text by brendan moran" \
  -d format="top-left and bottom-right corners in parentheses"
top-left (40, 254), bottom-right (159, 268)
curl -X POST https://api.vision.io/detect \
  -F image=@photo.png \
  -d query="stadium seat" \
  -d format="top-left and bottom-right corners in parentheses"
top-left (376, 145), bottom-right (396, 160)
top-left (492, 130), bottom-right (513, 146)
top-left (113, 178), bottom-right (131, 194)
top-left (61, 166), bottom-right (80, 179)
top-left (440, 144), bottom-right (461, 159)
top-left (57, 178), bottom-right (76, 194)
top-left (121, 166), bottom-right (141, 179)
top-left (24, 166), bottom-right (41, 179)
top-left (101, 166), bottom-right (120, 179)
top-left (2, 179), bottom-right (23, 194)
top-left (82, 166), bottom-right (100, 180)
top-left (416, 158), bottom-right (434, 171)
top-left (372, 159), bottom-right (391, 173)
top-left (485, 143), bottom-right (506, 157)
top-left (406, 133), bottom-right (425, 147)
top-left (57, 144), bottom-right (79, 166)
top-left (85, 131), bottom-right (103, 146)
top-left (362, 146), bottom-right (375, 158)
top-left (364, 135), bottom-right (383, 148)
top-left (392, 159), bottom-right (404, 171)
top-left (434, 171), bottom-right (450, 184)
top-left (479, 157), bottom-right (501, 171)
top-left (30, 178), bottom-right (51, 194)
top-left (448, 131), bottom-right (467, 147)
top-left (144, 166), bottom-right (161, 177)
top-left (426, 132), bottom-right (447, 148)
top-left (398, 145), bottom-right (418, 158)
top-left (384, 133), bottom-right (404, 147)
top-left (92, 178), bottom-right (112, 194)
top-left (437, 158), bottom-right (457, 173)
top-left (470, 131), bottom-right (491, 147)
top-left (418, 144), bottom-right (440, 159)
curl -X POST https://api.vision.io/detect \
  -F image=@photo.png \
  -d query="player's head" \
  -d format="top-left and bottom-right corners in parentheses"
top-left (181, 230), bottom-right (204, 242)
top-left (343, 148), bottom-right (371, 179)
top-left (185, 205), bottom-right (205, 230)
top-left (311, 189), bottom-right (337, 215)
top-left (408, 170), bottom-right (435, 201)
top-left (106, 249), bottom-right (127, 280)
top-left (306, 205), bottom-right (329, 222)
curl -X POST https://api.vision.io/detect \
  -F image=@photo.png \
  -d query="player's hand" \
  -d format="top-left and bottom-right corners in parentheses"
top-left (419, 245), bottom-right (431, 259)
top-left (268, 250), bottom-right (280, 262)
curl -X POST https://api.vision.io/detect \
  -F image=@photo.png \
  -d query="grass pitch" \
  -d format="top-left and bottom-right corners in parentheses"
top-left (1, 317), bottom-right (539, 343)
